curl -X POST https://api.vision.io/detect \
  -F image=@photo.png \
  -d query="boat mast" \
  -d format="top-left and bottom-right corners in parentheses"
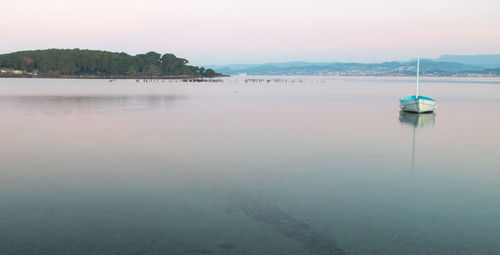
top-left (416, 47), bottom-right (421, 98)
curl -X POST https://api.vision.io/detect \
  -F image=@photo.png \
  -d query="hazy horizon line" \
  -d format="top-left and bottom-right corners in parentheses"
top-left (1, 48), bottom-right (499, 67)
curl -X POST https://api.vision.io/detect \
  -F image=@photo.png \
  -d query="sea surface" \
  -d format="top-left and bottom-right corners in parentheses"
top-left (0, 77), bottom-right (499, 255)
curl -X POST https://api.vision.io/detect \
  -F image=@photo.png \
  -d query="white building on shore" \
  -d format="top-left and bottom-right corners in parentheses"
top-left (0, 69), bottom-right (23, 74)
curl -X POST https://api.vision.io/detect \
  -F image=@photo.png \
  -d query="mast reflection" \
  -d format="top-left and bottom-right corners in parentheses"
top-left (399, 111), bottom-right (436, 175)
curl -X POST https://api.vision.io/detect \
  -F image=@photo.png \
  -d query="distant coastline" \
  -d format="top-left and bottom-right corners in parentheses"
top-left (208, 55), bottom-right (500, 77)
top-left (2, 49), bottom-right (499, 78)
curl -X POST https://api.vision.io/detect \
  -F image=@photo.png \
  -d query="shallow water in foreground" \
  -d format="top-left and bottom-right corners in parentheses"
top-left (0, 77), bottom-right (499, 255)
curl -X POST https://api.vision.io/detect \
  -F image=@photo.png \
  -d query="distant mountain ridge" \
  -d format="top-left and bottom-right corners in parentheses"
top-left (209, 54), bottom-right (500, 77)
top-left (209, 61), bottom-right (333, 71)
top-left (436, 54), bottom-right (500, 68)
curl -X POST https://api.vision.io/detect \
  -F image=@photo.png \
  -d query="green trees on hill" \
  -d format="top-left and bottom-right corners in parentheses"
top-left (0, 49), bottom-right (220, 77)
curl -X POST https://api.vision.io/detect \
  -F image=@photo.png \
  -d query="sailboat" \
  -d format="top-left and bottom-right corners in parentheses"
top-left (400, 48), bottom-right (437, 113)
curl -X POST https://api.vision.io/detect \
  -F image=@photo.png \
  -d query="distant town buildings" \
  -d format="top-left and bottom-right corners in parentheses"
top-left (0, 68), bottom-right (38, 76)
top-left (0, 68), bottom-right (23, 74)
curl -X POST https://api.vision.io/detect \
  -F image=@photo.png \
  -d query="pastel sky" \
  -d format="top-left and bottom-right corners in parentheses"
top-left (1, 0), bottom-right (499, 65)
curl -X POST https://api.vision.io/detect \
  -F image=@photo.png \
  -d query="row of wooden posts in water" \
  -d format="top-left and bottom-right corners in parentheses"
top-left (116, 78), bottom-right (327, 84)
top-left (132, 79), bottom-right (225, 83)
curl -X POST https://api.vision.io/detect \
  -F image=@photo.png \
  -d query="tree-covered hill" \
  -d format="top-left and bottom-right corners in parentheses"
top-left (0, 49), bottom-right (221, 78)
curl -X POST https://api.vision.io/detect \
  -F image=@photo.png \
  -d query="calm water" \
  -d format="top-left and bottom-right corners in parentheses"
top-left (1, 77), bottom-right (499, 255)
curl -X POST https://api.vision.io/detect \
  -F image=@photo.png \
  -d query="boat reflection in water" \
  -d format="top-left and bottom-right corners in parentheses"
top-left (399, 111), bottom-right (436, 127)
top-left (399, 111), bottom-right (436, 175)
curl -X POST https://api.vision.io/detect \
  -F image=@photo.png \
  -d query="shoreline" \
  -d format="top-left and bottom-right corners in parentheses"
top-left (0, 74), bottom-right (229, 79)
top-left (0, 74), bottom-right (498, 79)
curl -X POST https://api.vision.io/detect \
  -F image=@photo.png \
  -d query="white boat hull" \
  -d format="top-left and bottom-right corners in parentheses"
top-left (400, 97), bottom-right (437, 113)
